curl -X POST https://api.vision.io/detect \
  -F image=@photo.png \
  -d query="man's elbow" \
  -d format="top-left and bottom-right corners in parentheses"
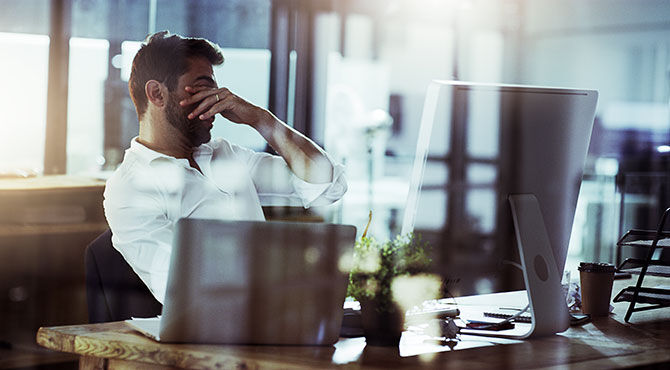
top-left (304, 156), bottom-right (335, 184)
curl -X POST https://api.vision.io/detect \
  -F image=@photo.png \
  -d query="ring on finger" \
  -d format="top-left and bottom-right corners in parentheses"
top-left (215, 93), bottom-right (220, 102)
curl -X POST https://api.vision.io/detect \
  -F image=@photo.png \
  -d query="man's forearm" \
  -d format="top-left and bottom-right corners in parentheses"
top-left (254, 112), bottom-right (333, 184)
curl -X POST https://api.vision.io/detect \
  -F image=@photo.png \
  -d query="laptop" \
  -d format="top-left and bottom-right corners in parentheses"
top-left (128, 219), bottom-right (356, 345)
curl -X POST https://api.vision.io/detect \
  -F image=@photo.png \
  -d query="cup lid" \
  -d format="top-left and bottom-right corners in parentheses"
top-left (578, 262), bottom-right (615, 273)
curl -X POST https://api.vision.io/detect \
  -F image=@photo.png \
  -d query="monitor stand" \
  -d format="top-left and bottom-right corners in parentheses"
top-left (508, 194), bottom-right (570, 338)
top-left (458, 194), bottom-right (570, 339)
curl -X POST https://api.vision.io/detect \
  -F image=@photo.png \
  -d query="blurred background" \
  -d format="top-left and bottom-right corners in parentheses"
top-left (1, 0), bottom-right (670, 368)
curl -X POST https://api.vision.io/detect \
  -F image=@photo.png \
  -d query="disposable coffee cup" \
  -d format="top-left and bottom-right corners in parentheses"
top-left (578, 262), bottom-right (615, 317)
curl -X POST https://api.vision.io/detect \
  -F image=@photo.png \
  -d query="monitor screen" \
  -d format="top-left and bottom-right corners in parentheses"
top-left (402, 81), bottom-right (598, 296)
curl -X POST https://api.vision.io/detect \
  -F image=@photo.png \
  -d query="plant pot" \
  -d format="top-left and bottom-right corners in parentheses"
top-left (359, 298), bottom-right (404, 346)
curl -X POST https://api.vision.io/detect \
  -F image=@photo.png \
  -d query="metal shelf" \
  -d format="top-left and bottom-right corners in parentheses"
top-left (615, 208), bottom-right (670, 322)
top-left (614, 286), bottom-right (670, 307)
top-left (618, 259), bottom-right (670, 277)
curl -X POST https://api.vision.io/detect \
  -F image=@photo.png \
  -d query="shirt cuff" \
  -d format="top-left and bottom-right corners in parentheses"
top-left (290, 153), bottom-right (347, 208)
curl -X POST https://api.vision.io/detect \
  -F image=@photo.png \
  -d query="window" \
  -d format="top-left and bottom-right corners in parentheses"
top-left (0, 0), bottom-right (50, 174)
top-left (67, 0), bottom-right (272, 173)
top-left (314, 0), bottom-right (670, 273)
top-left (0, 32), bottom-right (50, 173)
top-left (0, 0), bottom-right (272, 175)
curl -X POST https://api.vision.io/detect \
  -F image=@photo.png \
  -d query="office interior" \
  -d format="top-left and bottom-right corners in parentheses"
top-left (1, 0), bottom-right (669, 368)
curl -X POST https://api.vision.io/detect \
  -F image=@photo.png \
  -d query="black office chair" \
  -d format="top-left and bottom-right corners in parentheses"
top-left (85, 229), bottom-right (162, 323)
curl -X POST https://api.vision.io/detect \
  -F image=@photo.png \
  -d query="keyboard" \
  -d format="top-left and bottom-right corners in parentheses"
top-left (483, 312), bottom-right (532, 323)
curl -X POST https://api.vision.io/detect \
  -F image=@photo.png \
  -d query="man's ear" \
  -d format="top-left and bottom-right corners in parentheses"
top-left (145, 80), bottom-right (166, 108)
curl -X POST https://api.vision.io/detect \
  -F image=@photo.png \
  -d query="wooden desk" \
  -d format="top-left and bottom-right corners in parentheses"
top-left (36, 278), bottom-right (670, 369)
top-left (0, 175), bottom-right (107, 235)
top-left (0, 175), bottom-right (109, 369)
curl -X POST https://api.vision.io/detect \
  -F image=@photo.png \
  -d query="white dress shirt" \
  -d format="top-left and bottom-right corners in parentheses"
top-left (103, 137), bottom-right (347, 304)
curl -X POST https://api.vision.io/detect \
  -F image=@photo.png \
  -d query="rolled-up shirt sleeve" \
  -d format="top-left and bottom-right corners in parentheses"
top-left (289, 153), bottom-right (347, 207)
top-left (228, 141), bottom-right (347, 208)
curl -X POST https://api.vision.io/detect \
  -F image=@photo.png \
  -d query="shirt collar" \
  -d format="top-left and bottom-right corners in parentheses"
top-left (128, 136), bottom-right (214, 166)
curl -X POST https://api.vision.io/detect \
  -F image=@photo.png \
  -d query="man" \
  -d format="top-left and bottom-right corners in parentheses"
top-left (103, 31), bottom-right (347, 304)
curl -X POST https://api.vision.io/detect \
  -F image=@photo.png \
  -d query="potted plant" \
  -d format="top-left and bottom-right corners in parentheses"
top-left (347, 213), bottom-right (438, 346)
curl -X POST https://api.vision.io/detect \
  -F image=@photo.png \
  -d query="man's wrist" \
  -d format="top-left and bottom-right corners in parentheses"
top-left (253, 110), bottom-right (279, 135)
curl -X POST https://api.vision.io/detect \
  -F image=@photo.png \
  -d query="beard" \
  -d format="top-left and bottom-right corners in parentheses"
top-left (165, 93), bottom-right (212, 147)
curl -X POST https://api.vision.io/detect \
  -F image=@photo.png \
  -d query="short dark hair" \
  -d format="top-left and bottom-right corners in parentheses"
top-left (128, 31), bottom-right (224, 119)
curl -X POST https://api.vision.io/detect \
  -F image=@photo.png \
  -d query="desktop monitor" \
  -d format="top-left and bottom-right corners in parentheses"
top-left (402, 81), bottom-right (598, 297)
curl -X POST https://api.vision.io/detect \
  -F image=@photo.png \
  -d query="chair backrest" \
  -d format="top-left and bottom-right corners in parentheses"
top-left (85, 229), bottom-right (162, 323)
